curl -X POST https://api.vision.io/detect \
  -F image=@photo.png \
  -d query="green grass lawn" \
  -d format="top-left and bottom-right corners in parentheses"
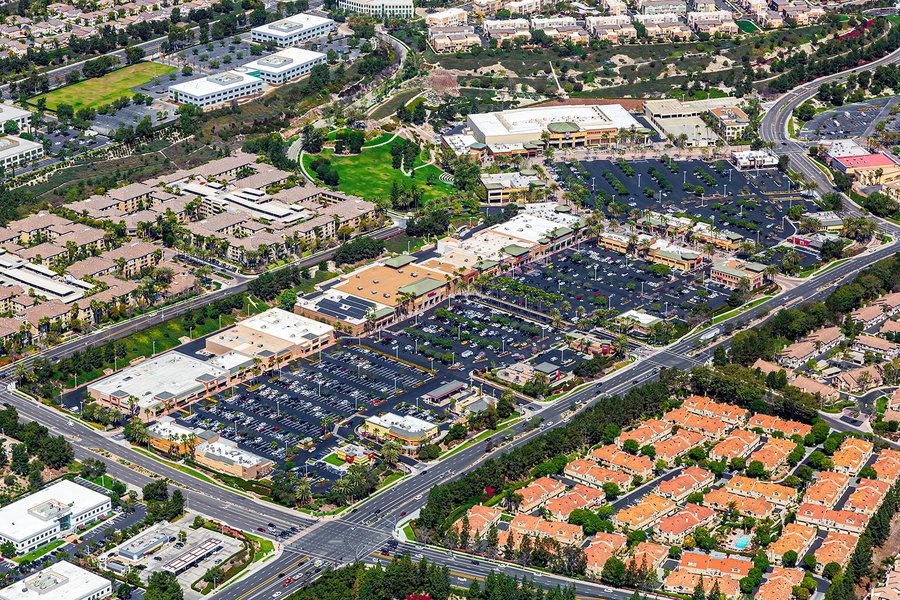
top-left (383, 234), bottom-right (426, 255)
top-left (370, 89), bottom-right (421, 120)
top-left (15, 540), bottom-right (64, 564)
top-left (33, 62), bottom-right (175, 111)
top-left (244, 533), bottom-right (275, 561)
top-left (323, 453), bottom-right (344, 466)
top-left (304, 141), bottom-right (455, 203)
top-left (736, 19), bottom-right (761, 33)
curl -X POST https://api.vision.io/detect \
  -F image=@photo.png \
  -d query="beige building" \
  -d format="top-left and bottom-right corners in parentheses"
top-left (206, 308), bottom-right (334, 366)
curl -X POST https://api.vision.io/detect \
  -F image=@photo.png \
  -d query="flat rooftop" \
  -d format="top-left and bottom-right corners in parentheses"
top-left (244, 47), bottom-right (326, 74)
top-left (251, 13), bottom-right (334, 36)
top-left (0, 135), bottom-right (42, 160)
top-left (0, 561), bottom-right (110, 600)
top-left (235, 307), bottom-right (333, 341)
top-left (0, 481), bottom-right (110, 543)
top-left (334, 263), bottom-right (448, 306)
top-left (88, 352), bottom-right (228, 409)
top-left (169, 70), bottom-right (260, 97)
top-left (468, 104), bottom-right (641, 139)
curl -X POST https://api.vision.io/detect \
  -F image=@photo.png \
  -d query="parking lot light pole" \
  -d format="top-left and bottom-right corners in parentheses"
top-left (593, 265), bottom-right (598, 281)
top-left (608, 294), bottom-right (614, 310)
top-left (665, 301), bottom-right (669, 317)
top-left (637, 173), bottom-right (641, 187)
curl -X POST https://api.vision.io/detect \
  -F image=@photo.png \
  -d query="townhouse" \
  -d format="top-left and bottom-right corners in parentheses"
top-left (843, 478), bottom-right (891, 516)
top-left (517, 476), bottom-right (565, 512)
top-left (545, 485), bottom-right (605, 521)
top-left (590, 444), bottom-right (655, 480)
top-left (757, 568), bottom-right (806, 600)
top-left (653, 466), bottom-right (714, 502)
top-left (852, 334), bottom-right (900, 359)
top-left (851, 304), bottom-right (887, 329)
top-left (665, 553), bottom-right (752, 598)
top-left (704, 488), bottom-right (776, 520)
top-left (429, 26), bottom-right (482, 53)
top-left (725, 476), bottom-right (796, 509)
top-left (802, 471), bottom-right (851, 508)
top-left (103, 242), bottom-right (161, 278)
top-left (657, 503), bottom-right (716, 545)
top-left (655, 429), bottom-right (707, 464)
top-left (627, 542), bottom-right (669, 572)
top-left (564, 459), bottom-right (632, 489)
top-left (616, 418), bottom-right (671, 449)
top-left (613, 493), bottom-right (677, 530)
top-left (747, 413), bottom-right (812, 438)
top-left (682, 395), bottom-right (749, 426)
top-left (585, 533), bottom-right (628, 577)
top-left (767, 523), bottom-right (817, 564)
top-left (505, 514), bottom-right (584, 547)
top-left (813, 531), bottom-right (858, 574)
top-left (457, 505), bottom-right (502, 536)
top-left (778, 325), bottom-right (844, 368)
top-left (831, 437), bottom-right (874, 475)
top-left (871, 449), bottom-right (900, 484)
top-left (837, 365), bottom-right (883, 393)
top-left (795, 503), bottom-right (869, 535)
top-left (661, 407), bottom-right (730, 439)
top-left (710, 429), bottom-right (760, 462)
top-left (747, 437), bottom-right (797, 477)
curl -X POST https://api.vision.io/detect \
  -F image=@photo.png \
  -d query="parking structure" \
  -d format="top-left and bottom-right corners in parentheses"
top-left (558, 158), bottom-right (817, 250)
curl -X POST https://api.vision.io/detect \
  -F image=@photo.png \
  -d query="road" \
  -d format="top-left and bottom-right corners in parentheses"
top-left (214, 239), bottom-right (900, 600)
top-left (759, 38), bottom-right (900, 232)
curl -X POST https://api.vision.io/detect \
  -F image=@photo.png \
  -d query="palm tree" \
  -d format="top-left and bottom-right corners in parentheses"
top-left (381, 441), bottom-right (401, 466)
top-left (296, 477), bottom-right (312, 506)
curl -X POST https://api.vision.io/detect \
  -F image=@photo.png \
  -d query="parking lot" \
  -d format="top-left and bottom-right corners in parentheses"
top-left (480, 246), bottom-right (730, 325)
top-left (798, 97), bottom-right (897, 140)
top-left (558, 158), bottom-right (816, 249)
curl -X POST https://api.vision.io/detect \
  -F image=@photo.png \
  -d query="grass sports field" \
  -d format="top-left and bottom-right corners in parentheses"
top-left (33, 62), bottom-right (174, 111)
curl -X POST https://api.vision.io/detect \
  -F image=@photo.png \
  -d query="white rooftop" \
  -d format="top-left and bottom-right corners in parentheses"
top-left (88, 352), bottom-right (228, 408)
top-left (367, 412), bottom-right (436, 434)
top-left (489, 212), bottom-right (578, 245)
top-left (468, 104), bottom-right (641, 141)
top-left (244, 47), bottom-right (326, 74)
top-left (237, 307), bottom-right (333, 341)
top-left (169, 70), bottom-right (260, 97)
top-left (0, 103), bottom-right (30, 124)
top-left (196, 437), bottom-right (270, 467)
top-left (0, 135), bottom-right (42, 161)
top-left (0, 481), bottom-right (110, 543)
top-left (617, 309), bottom-right (662, 326)
top-left (251, 13), bottom-right (334, 37)
top-left (0, 561), bottom-right (110, 600)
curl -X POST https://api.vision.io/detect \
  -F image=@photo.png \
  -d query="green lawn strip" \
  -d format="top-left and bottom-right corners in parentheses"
top-left (130, 447), bottom-right (254, 499)
top-left (736, 19), bottom-right (761, 33)
top-left (84, 474), bottom-right (116, 490)
top-left (876, 395), bottom-right (888, 416)
top-left (15, 540), bottom-right (64, 563)
top-left (383, 234), bottom-right (426, 255)
top-left (370, 89), bottom-right (421, 120)
top-left (799, 258), bottom-right (848, 278)
top-left (33, 63), bottom-right (175, 111)
top-left (377, 471), bottom-right (405, 490)
top-left (323, 453), bottom-right (344, 467)
top-left (711, 296), bottom-right (772, 325)
top-left (244, 533), bottom-right (275, 561)
top-left (401, 523), bottom-right (415, 541)
top-left (438, 417), bottom-right (523, 460)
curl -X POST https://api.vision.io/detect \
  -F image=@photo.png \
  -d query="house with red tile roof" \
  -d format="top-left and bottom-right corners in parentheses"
top-left (517, 476), bottom-right (566, 512)
top-left (831, 437), bottom-right (874, 475)
top-left (704, 488), bottom-right (776, 520)
top-left (767, 523), bottom-right (817, 564)
top-left (657, 503), bottom-right (716, 545)
top-left (662, 407), bottom-right (730, 440)
top-left (679, 552), bottom-right (754, 579)
top-left (801, 471), bottom-right (851, 508)
top-left (507, 513), bottom-right (584, 547)
top-left (590, 445), bottom-right (655, 480)
top-left (653, 466), bottom-right (713, 502)
top-left (813, 531), bottom-right (858, 574)
top-left (725, 476), bottom-right (796, 508)
top-left (626, 542), bottom-right (669, 572)
top-left (796, 503), bottom-right (869, 535)
top-left (585, 532), bottom-right (628, 577)
top-left (655, 429), bottom-right (706, 463)
top-left (747, 414), bottom-right (812, 438)
top-left (843, 478), bottom-right (891, 516)
top-left (545, 485), bottom-right (605, 521)
top-left (564, 459), bottom-right (631, 489)
top-left (615, 418), bottom-right (670, 449)
top-left (710, 429), bottom-right (760, 462)
top-left (871, 449), bottom-right (900, 484)
top-left (456, 505), bottom-right (503, 536)
top-left (748, 437), bottom-right (797, 477)
top-left (756, 567), bottom-right (805, 600)
top-left (613, 494), bottom-right (677, 530)
top-left (664, 569), bottom-right (740, 598)
top-left (682, 395), bottom-right (749, 425)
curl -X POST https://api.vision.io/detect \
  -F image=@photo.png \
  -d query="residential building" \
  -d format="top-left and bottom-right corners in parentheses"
top-left (615, 418), bottom-right (670, 449)
top-left (767, 523), bottom-right (817, 564)
top-left (843, 478), bottom-right (891, 516)
top-left (813, 531), bottom-right (858, 574)
top-left (837, 364), bottom-right (883, 393)
top-left (545, 485), bottom-right (605, 520)
top-left (725, 476), bottom-right (796, 508)
top-left (457, 505), bottom-right (502, 536)
top-left (517, 476), bottom-right (565, 512)
top-left (657, 503), bottom-right (716, 545)
top-left (802, 471), bottom-right (851, 508)
top-left (710, 429), bottom-right (760, 462)
top-left (425, 7), bottom-right (467, 26)
top-left (613, 493), bottom-right (677, 530)
top-left (585, 533), bottom-right (627, 577)
top-left (429, 26), bottom-right (482, 52)
top-left (795, 503), bottom-right (868, 535)
top-left (831, 437), bottom-right (874, 475)
top-left (747, 413), bottom-right (812, 438)
top-left (852, 334), bottom-right (900, 359)
top-left (506, 513), bottom-right (583, 547)
top-left (590, 444), bottom-right (655, 480)
top-left (563, 459), bottom-right (631, 489)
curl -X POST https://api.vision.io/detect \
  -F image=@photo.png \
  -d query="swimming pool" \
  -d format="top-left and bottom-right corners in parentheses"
top-left (734, 535), bottom-right (751, 550)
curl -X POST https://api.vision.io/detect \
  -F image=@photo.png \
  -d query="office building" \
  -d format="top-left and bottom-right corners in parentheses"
top-left (168, 71), bottom-right (263, 109)
top-left (250, 13), bottom-right (335, 46)
top-left (244, 47), bottom-right (327, 84)
top-left (0, 562), bottom-right (111, 600)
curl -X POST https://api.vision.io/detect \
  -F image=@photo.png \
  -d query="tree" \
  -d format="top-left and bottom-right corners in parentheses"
top-left (822, 562), bottom-right (841, 580)
top-left (145, 572), bottom-right (183, 600)
top-left (602, 482), bottom-right (620, 500)
top-left (203, 566), bottom-right (225, 588)
top-left (278, 289), bottom-right (297, 311)
top-left (691, 575), bottom-right (707, 600)
top-left (601, 556), bottom-right (626, 586)
top-left (801, 553), bottom-right (817, 572)
top-left (125, 45), bottom-right (146, 64)
top-left (782, 550), bottom-right (798, 567)
top-left (746, 460), bottom-right (767, 478)
top-left (0, 541), bottom-right (14, 557)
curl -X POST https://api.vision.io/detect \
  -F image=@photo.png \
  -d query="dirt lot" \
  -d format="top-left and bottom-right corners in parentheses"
top-left (857, 508), bottom-right (900, 597)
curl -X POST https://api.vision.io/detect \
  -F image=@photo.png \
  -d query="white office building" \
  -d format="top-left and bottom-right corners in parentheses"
top-left (0, 480), bottom-right (112, 555)
top-left (0, 561), bottom-right (111, 600)
top-left (0, 103), bottom-right (31, 131)
top-left (250, 13), bottom-right (335, 46)
top-left (0, 135), bottom-right (44, 169)
top-left (338, 0), bottom-right (414, 18)
top-left (244, 48), bottom-right (327, 84)
top-left (168, 71), bottom-right (263, 109)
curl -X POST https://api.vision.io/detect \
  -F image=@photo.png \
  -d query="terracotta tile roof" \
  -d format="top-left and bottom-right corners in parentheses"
top-left (704, 488), bottom-right (774, 519)
top-left (814, 531), bottom-right (858, 570)
top-left (564, 459), bottom-right (631, 488)
top-left (662, 407), bottom-right (730, 437)
top-left (747, 413), bottom-right (812, 437)
top-left (657, 503), bottom-right (715, 539)
top-left (757, 567), bottom-right (805, 600)
top-left (585, 532), bottom-right (627, 573)
top-left (616, 418), bottom-right (670, 447)
top-left (518, 476), bottom-right (565, 508)
top-left (679, 551), bottom-right (753, 578)
top-left (655, 429), bottom-right (706, 462)
top-left (843, 478), bottom-right (890, 515)
top-left (802, 471), bottom-right (850, 507)
top-left (872, 449), bottom-right (900, 483)
top-left (725, 476), bottom-right (796, 506)
top-left (832, 437), bottom-right (874, 473)
top-left (627, 542), bottom-right (669, 570)
top-left (664, 569), bottom-right (740, 597)
top-left (590, 444), bottom-right (654, 475)
top-left (654, 466), bottom-right (713, 499)
top-left (710, 429), bottom-right (760, 460)
top-left (768, 523), bottom-right (817, 561)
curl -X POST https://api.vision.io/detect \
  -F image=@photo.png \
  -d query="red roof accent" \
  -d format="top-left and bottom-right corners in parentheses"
top-left (833, 153), bottom-right (897, 169)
